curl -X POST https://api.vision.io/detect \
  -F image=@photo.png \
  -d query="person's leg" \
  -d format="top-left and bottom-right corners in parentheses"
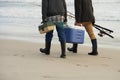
top-left (55, 22), bottom-right (66, 58)
top-left (83, 22), bottom-right (96, 39)
top-left (40, 30), bottom-right (53, 55)
top-left (83, 22), bottom-right (98, 55)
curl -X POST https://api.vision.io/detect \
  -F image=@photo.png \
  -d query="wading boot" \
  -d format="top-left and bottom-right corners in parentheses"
top-left (88, 39), bottom-right (98, 56)
top-left (40, 42), bottom-right (51, 55)
top-left (67, 44), bottom-right (78, 53)
top-left (60, 41), bottom-right (66, 58)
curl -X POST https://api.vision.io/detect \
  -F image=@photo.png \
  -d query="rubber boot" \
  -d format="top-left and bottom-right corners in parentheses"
top-left (60, 42), bottom-right (66, 58)
top-left (88, 39), bottom-right (98, 56)
top-left (40, 42), bottom-right (51, 55)
top-left (67, 44), bottom-right (78, 53)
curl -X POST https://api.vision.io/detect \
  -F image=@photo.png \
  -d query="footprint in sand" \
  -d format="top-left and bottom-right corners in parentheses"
top-left (118, 70), bottom-right (120, 72)
top-left (21, 55), bottom-right (25, 57)
top-left (100, 57), bottom-right (112, 59)
top-left (76, 64), bottom-right (81, 66)
top-left (13, 54), bottom-right (25, 57)
top-left (13, 54), bottom-right (18, 56)
top-left (102, 64), bottom-right (109, 67)
top-left (42, 75), bottom-right (54, 78)
top-left (76, 64), bottom-right (88, 67)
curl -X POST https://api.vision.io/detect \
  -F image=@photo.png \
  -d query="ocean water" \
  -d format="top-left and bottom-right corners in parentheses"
top-left (0, 0), bottom-right (120, 49)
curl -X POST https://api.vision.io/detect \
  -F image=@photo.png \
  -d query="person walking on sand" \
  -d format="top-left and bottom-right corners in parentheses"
top-left (67, 0), bottom-right (98, 55)
top-left (40, 0), bottom-right (67, 58)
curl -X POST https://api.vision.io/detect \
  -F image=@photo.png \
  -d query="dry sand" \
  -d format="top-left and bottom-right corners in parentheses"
top-left (0, 39), bottom-right (120, 80)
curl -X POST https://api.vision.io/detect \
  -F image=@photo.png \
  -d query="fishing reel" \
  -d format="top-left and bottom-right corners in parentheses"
top-left (98, 31), bottom-right (105, 37)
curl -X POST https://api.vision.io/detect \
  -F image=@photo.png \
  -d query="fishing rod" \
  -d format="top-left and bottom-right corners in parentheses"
top-left (67, 11), bottom-right (114, 38)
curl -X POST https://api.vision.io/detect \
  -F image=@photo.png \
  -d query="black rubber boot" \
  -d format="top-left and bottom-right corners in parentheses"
top-left (40, 42), bottom-right (51, 55)
top-left (60, 42), bottom-right (66, 58)
top-left (88, 39), bottom-right (98, 56)
top-left (67, 44), bottom-right (78, 53)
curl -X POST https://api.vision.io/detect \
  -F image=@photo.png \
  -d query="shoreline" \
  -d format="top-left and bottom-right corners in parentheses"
top-left (0, 37), bottom-right (120, 50)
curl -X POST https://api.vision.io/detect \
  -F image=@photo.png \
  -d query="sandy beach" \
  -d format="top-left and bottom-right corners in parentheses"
top-left (0, 39), bottom-right (120, 80)
top-left (0, 0), bottom-right (120, 80)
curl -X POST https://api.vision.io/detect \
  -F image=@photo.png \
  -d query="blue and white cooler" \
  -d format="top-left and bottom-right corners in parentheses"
top-left (64, 25), bottom-right (85, 44)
